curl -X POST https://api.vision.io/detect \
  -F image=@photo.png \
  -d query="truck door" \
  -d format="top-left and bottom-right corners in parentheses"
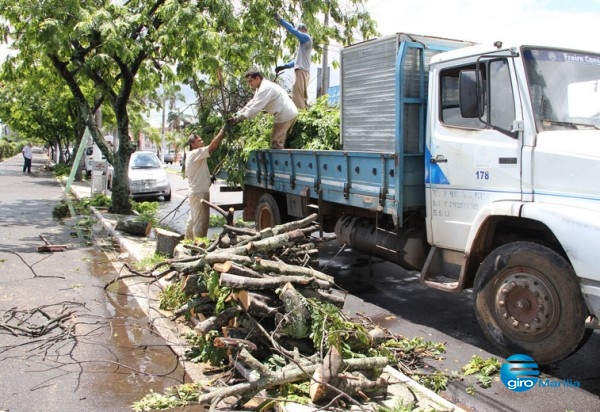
top-left (426, 57), bottom-right (524, 250)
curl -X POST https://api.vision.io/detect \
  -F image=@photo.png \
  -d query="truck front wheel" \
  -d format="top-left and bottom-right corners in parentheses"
top-left (255, 193), bottom-right (282, 230)
top-left (473, 241), bottom-right (588, 365)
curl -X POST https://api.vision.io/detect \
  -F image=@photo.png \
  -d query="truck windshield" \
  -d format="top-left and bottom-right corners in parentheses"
top-left (523, 47), bottom-right (600, 131)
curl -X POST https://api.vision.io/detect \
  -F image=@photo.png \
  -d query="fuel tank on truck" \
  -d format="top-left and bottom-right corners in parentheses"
top-left (334, 215), bottom-right (429, 271)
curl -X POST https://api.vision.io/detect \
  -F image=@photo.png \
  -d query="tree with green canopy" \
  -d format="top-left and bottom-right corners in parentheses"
top-left (0, 0), bottom-right (377, 214)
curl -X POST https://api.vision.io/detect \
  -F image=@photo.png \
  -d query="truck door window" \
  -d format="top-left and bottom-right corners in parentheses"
top-left (440, 59), bottom-right (516, 135)
top-left (440, 65), bottom-right (486, 129)
top-left (489, 59), bottom-right (516, 131)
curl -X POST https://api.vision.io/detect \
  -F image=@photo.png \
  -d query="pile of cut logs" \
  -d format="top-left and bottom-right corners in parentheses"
top-left (158, 213), bottom-right (396, 409)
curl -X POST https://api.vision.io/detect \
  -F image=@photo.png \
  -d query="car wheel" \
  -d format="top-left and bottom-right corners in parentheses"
top-left (164, 192), bottom-right (171, 201)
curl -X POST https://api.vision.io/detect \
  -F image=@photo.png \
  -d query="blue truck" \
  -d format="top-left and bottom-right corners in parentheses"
top-left (238, 33), bottom-right (600, 364)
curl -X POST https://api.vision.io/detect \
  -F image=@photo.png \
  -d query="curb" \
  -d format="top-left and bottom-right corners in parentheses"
top-left (67, 181), bottom-right (207, 382)
top-left (384, 366), bottom-right (466, 411)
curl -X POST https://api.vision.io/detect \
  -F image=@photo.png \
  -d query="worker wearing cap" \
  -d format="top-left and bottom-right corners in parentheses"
top-left (274, 13), bottom-right (313, 110)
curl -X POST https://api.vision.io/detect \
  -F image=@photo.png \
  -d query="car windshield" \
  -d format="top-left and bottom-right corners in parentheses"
top-left (130, 153), bottom-right (161, 169)
top-left (523, 47), bottom-right (600, 131)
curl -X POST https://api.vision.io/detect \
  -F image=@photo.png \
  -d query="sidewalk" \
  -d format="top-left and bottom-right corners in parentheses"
top-left (68, 171), bottom-right (465, 410)
top-left (69, 179), bottom-right (158, 262)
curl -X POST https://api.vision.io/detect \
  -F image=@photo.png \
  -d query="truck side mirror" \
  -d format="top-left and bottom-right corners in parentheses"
top-left (459, 70), bottom-right (484, 118)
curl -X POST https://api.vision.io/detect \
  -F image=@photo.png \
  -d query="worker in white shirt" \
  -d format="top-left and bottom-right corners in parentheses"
top-left (227, 68), bottom-right (298, 149)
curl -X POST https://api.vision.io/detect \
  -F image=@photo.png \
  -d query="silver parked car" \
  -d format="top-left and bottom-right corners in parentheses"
top-left (128, 151), bottom-right (172, 201)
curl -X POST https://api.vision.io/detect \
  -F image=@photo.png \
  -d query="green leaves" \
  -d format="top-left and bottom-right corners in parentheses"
top-left (0, 0), bottom-right (377, 214)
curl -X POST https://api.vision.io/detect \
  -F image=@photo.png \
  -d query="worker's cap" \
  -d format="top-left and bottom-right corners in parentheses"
top-left (296, 23), bottom-right (307, 30)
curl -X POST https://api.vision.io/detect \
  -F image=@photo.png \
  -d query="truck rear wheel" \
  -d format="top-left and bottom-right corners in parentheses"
top-left (255, 193), bottom-right (282, 230)
top-left (473, 241), bottom-right (588, 365)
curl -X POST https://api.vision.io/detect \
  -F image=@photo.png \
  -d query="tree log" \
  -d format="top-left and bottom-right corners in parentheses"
top-left (193, 306), bottom-right (240, 335)
top-left (244, 229), bottom-right (306, 254)
top-left (154, 227), bottom-right (184, 257)
top-left (197, 348), bottom-right (389, 405)
top-left (115, 217), bottom-right (151, 236)
top-left (335, 371), bottom-right (388, 400)
top-left (220, 273), bottom-right (327, 291)
top-left (214, 261), bottom-right (263, 278)
top-left (258, 213), bottom-right (318, 238)
top-left (235, 290), bottom-right (280, 317)
top-left (174, 228), bottom-right (313, 275)
top-left (310, 346), bottom-right (344, 402)
top-left (180, 274), bottom-right (208, 296)
top-left (214, 337), bottom-right (258, 353)
top-left (224, 224), bottom-right (258, 237)
top-left (172, 295), bottom-right (214, 319)
top-left (171, 253), bottom-right (252, 275)
top-left (253, 258), bottom-right (334, 284)
top-left (276, 282), bottom-right (311, 338)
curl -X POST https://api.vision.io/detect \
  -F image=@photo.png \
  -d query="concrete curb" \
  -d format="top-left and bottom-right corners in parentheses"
top-left (384, 366), bottom-right (466, 411)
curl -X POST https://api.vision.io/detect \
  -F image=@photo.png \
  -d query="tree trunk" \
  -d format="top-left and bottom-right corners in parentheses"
top-left (115, 217), bottom-right (151, 236)
top-left (154, 227), bottom-right (184, 257)
top-left (219, 273), bottom-right (327, 291)
top-left (276, 282), bottom-right (311, 338)
top-left (253, 258), bottom-right (334, 284)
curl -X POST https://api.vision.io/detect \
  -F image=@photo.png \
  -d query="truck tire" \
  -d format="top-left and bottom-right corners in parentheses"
top-left (255, 193), bottom-right (281, 230)
top-left (473, 241), bottom-right (588, 365)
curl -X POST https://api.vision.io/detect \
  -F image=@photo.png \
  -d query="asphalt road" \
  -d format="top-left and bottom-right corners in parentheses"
top-left (325, 245), bottom-right (600, 411)
top-left (0, 152), bottom-right (189, 412)
top-left (156, 163), bottom-right (600, 412)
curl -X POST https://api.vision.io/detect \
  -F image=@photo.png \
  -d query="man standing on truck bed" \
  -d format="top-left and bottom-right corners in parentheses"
top-left (227, 67), bottom-right (298, 149)
top-left (273, 12), bottom-right (313, 110)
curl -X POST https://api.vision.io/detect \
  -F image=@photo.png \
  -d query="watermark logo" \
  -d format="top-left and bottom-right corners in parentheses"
top-left (500, 354), bottom-right (540, 392)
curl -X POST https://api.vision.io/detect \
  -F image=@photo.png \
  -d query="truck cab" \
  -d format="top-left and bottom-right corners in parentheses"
top-left (424, 44), bottom-right (600, 363)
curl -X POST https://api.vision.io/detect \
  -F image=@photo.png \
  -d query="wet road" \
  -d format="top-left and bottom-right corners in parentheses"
top-left (0, 152), bottom-right (189, 412)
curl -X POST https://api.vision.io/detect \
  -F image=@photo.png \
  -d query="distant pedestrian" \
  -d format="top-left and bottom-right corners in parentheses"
top-left (22, 143), bottom-right (32, 173)
top-left (184, 127), bottom-right (227, 240)
top-left (274, 12), bottom-right (313, 110)
top-left (227, 68), bottom-right (298, 149)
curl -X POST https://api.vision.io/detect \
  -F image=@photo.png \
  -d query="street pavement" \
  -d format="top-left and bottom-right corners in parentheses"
top-left (0, 149), bottom-right (462, 411)
top-left (3, 149), bottom-right (599, 412)
top-left (0, 150), bottom-right (192, 412)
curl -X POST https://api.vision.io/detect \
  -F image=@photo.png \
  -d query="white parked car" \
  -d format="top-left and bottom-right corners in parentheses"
top-left (128, 151), bottom-right (172, 201)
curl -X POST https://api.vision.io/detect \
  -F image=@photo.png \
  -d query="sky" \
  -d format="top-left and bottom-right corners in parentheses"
top-left (295, 0), bottom-right (600, 104)
top-left (365, 0), bottom-right (600, 52)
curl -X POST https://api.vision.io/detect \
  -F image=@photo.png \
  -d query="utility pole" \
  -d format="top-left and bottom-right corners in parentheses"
top-left (160, 93), bottom-right (166, 162)
top-left (320, 1), bottom-right (330, 97)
